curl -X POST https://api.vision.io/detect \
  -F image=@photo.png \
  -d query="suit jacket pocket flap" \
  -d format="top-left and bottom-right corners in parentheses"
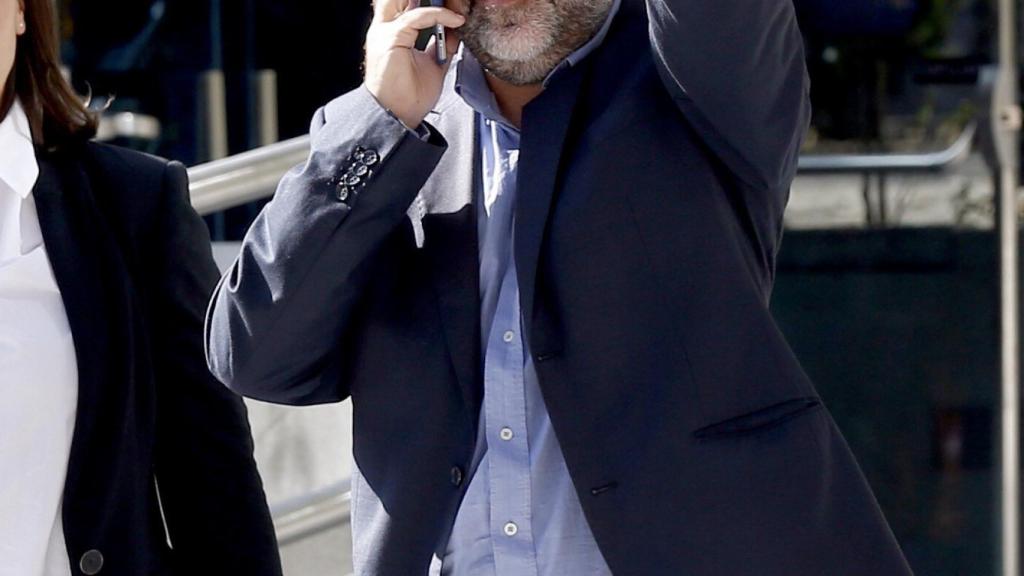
top-left (693, 397), bottom-right (822, 440)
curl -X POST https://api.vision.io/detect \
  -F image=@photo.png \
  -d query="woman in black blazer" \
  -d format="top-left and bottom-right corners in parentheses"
top-left (1, 1), bottom-right (282, 574)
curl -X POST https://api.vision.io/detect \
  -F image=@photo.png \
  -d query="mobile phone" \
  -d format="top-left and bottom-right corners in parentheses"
top-left (430, 0), bottom-right (448, 64)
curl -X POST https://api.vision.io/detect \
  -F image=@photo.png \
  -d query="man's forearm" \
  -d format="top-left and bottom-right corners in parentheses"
top-left (205, 86), bottom-right (447, 404)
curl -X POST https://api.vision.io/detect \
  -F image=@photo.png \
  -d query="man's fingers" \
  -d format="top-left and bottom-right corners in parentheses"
top-left (394, 7), bottom-right (465, 34)
top-left (373, 0), bottom-right (410, 22)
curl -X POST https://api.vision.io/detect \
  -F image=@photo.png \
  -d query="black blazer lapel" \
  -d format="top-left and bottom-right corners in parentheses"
top-left (418, 92), bottom-right (484, 415)
top-left (515, 63), bottom-right (588, 352)
top-left (33, 152), bottom-right (136, 508)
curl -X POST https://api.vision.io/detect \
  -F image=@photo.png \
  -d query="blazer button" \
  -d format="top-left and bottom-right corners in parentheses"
top-left (79, 549), bottom-right (104, 575)
top-left (450, 466), bottom-right (464, 487)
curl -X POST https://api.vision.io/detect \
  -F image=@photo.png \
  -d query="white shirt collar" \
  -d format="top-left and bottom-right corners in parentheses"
top-left (0, 100), bottom-right (40, 200)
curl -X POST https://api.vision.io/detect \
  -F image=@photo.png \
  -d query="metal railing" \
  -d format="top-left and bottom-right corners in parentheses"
top-left (796, 122), bottom-right (978, 226)
top-left (188, 135), bottom-right (311, 216)
top-left (798, 122), bottom-right (977, 174)
top-left (994, 1), bottom-right (1021, 574)
top-left (271, 479), bottom-right (351, 546)
top-left (189, 126), bottom-right (976, 218)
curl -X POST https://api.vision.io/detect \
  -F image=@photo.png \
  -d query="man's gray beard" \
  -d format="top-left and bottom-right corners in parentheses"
top-left (460, 0), bottom-right (615, 87)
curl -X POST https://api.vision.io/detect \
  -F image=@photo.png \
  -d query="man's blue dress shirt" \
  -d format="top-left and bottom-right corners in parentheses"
top-left (441, 4), bottom-right (621, 574)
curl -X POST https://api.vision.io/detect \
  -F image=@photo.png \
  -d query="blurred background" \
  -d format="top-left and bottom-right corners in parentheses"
top-left (54, 0), bottom-right (1015, 574)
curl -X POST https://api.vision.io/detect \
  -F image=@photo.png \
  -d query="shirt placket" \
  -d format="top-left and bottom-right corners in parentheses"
top-left (485, 262), bottom-right (538, 576)
top-left (482, 123), bottom-right (538, 576)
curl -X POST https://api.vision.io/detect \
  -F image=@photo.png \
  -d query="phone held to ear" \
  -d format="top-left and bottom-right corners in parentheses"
top-left (430, 0), bottom-right (448, 64)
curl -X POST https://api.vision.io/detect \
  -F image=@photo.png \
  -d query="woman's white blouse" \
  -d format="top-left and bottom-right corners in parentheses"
top-left (0, 101), bottom-right (77, 575)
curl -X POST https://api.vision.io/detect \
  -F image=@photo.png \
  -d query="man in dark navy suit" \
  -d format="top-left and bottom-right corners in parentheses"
top-left (206, 0), bottom-right (915, 573)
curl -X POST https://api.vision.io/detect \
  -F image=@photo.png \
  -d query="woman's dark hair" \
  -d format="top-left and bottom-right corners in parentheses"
top-left (1, 0), bottom-right (97, 150)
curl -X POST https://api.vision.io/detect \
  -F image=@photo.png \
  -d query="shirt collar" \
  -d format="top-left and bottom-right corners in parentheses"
top-left (0, 100), bottom-right (40, 200)
top-left (552, 0), bottom-right (622, 76)
top-left (454, 0), bottom-right (622, 127)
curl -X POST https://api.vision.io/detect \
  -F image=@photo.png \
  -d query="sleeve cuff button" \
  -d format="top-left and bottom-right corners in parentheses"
top-left (335, 184), bottom-right (351, 202)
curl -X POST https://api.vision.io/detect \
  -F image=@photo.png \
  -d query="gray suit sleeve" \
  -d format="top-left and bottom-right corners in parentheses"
top-left (646, 0), bottom-right (811, 192)
top-left (205, 86), bottom-right (447, 405)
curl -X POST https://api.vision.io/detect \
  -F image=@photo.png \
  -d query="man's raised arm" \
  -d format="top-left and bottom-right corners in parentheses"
top-left (647, 0), bottom-right (811, 192)
top-left (204, 1), bottom-right (465, 405)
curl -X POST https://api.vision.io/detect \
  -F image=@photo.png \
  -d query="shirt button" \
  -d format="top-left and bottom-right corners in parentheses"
top-left (503, 522), bottom-right (518, 537)
top-left (503, 330), bottom-right (515, 343)
top-left (450, 466), bottom-right (464, 487)
top-left (499, 427), bottom-right (514, 441)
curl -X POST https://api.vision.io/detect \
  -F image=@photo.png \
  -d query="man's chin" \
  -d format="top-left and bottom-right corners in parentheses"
top-left (473, 30), bottom-right (553, 63)
top-left (478, 56), bottom-right (556, 86)
top-left (474, 0), bottom-right (530, 7)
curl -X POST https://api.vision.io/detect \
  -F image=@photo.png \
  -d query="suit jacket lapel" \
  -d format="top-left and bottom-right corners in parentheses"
top-left (514, 64), bottom-right (588, 349)
top-left (418, 89), bottom-right (484, 415)
top-left (33, 153), bottom-right (125, 503)
top-left (414, 58), bottom-right (587, 412)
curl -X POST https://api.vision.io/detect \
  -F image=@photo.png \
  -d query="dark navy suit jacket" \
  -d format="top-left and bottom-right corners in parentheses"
top-left (207, 0), bottom-right (914, 573)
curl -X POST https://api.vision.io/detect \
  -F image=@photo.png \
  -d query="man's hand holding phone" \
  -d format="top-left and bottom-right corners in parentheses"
top-left (365, 0), bottom-right (464, 130)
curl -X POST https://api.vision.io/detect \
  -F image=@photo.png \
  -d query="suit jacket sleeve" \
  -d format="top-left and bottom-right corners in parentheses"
top-left (147, 160), bottom-right (283, 575)
top-left (205, 86), bottom-right (447, 405)
top-left (646, 0), bottom-right (811, 193)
